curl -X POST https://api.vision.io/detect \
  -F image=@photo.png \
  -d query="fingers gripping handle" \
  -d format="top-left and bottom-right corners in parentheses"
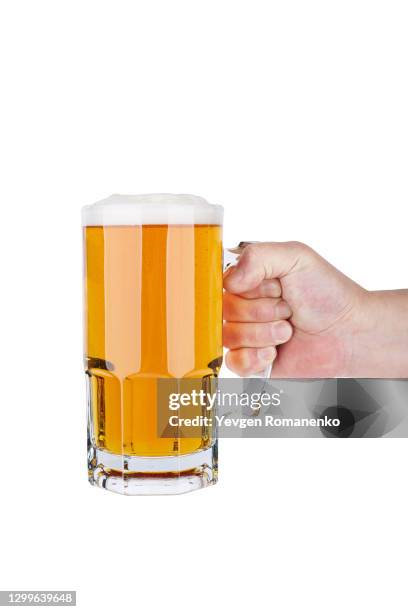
top-left (223, 243), bottom-right (273, 379)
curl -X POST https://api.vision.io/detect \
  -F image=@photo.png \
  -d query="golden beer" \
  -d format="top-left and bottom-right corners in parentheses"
top-left (83, 194), bottom-right (223, 494)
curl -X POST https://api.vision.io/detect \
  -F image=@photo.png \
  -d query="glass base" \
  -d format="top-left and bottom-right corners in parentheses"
top-left (88, 444), bottom-right (218, 496)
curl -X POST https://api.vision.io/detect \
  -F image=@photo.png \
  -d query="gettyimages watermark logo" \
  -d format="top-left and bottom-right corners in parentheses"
top-left (157, 378), bottom-right (408, 438)
top-left (168, 388), bottom-right (282, 410)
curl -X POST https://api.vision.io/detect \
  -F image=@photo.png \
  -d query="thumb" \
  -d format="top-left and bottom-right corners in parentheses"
top-left (223, 241), bottom-right (307, 294)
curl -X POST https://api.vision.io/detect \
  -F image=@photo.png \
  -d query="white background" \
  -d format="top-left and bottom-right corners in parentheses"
top-left (0, 1), bottom-right (407, 610)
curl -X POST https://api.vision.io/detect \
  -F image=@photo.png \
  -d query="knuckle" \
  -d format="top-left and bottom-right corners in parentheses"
top-left (224, 351), bottom-right (238, 372)
top-left (250, 302), bottom-right (264, 321)
top-left (287, 240), bottom-right (307, 252)
top-left (257, 346), bottom-right (277, 361)
top-left (242, 244), bottom-right (258, 261)
top-left (253, 323), bottom-right (264, 344)
top-left (226, 350), bottom-right (250, 375)
top-left (241, 350), bottom-right (261, 375)
top-left (223, 323), bottom-right (243, 348)
top-left (222, 293), bottom-right (234, 318)
top-left (240, 351), bottom-right (256, 374)
top-left (251, 301), bottom-right (272, 321)
top-left (267, 322), bottom-right (279, 342)
top-left (222, 323), bottom-right (234, 346)
top-left (253, 322), bottom-right (275, 344)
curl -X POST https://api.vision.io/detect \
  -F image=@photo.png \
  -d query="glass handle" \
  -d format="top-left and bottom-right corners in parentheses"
top-left (223, 243), bottom-right (273, 379)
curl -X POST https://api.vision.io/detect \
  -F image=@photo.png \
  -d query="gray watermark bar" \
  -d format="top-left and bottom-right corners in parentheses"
top-left (157, 378), bottom-right (408, 438)
top-left (0, 592), bottom-right (76, 606)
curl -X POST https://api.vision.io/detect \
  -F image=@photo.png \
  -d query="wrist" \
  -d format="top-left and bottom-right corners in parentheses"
top-left (347, 289), bottom-right (408, 377)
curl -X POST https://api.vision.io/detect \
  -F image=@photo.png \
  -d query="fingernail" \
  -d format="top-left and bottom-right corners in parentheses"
top-left (258, 347), bottom-right (276, 361)
top-left (225, 265), bottom-right (244, 285)
top-left (277, 301), bottom-right (292, 318)
top-left (276, 321), bottom-right (292, 343)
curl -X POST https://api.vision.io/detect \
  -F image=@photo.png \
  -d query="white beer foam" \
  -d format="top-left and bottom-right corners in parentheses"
top-left (82, 194), bottom-right (223, 226)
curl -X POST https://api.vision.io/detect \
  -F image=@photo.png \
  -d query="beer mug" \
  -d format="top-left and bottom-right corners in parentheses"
top-left (82, 194), bottom-right (269, 495)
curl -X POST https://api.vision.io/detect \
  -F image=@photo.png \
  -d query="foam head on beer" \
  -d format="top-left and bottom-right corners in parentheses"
top-left (82, 193), bottom-right (223, 226)
top-left (83, 194), bottom-right (223, 457)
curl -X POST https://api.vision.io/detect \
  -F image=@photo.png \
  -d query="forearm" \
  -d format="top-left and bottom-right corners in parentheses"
top-left (350, 290), bottom-right (408, 377)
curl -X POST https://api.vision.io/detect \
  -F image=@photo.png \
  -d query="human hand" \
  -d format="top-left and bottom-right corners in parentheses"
top-left (223, 242), bottom-right (408, 377)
